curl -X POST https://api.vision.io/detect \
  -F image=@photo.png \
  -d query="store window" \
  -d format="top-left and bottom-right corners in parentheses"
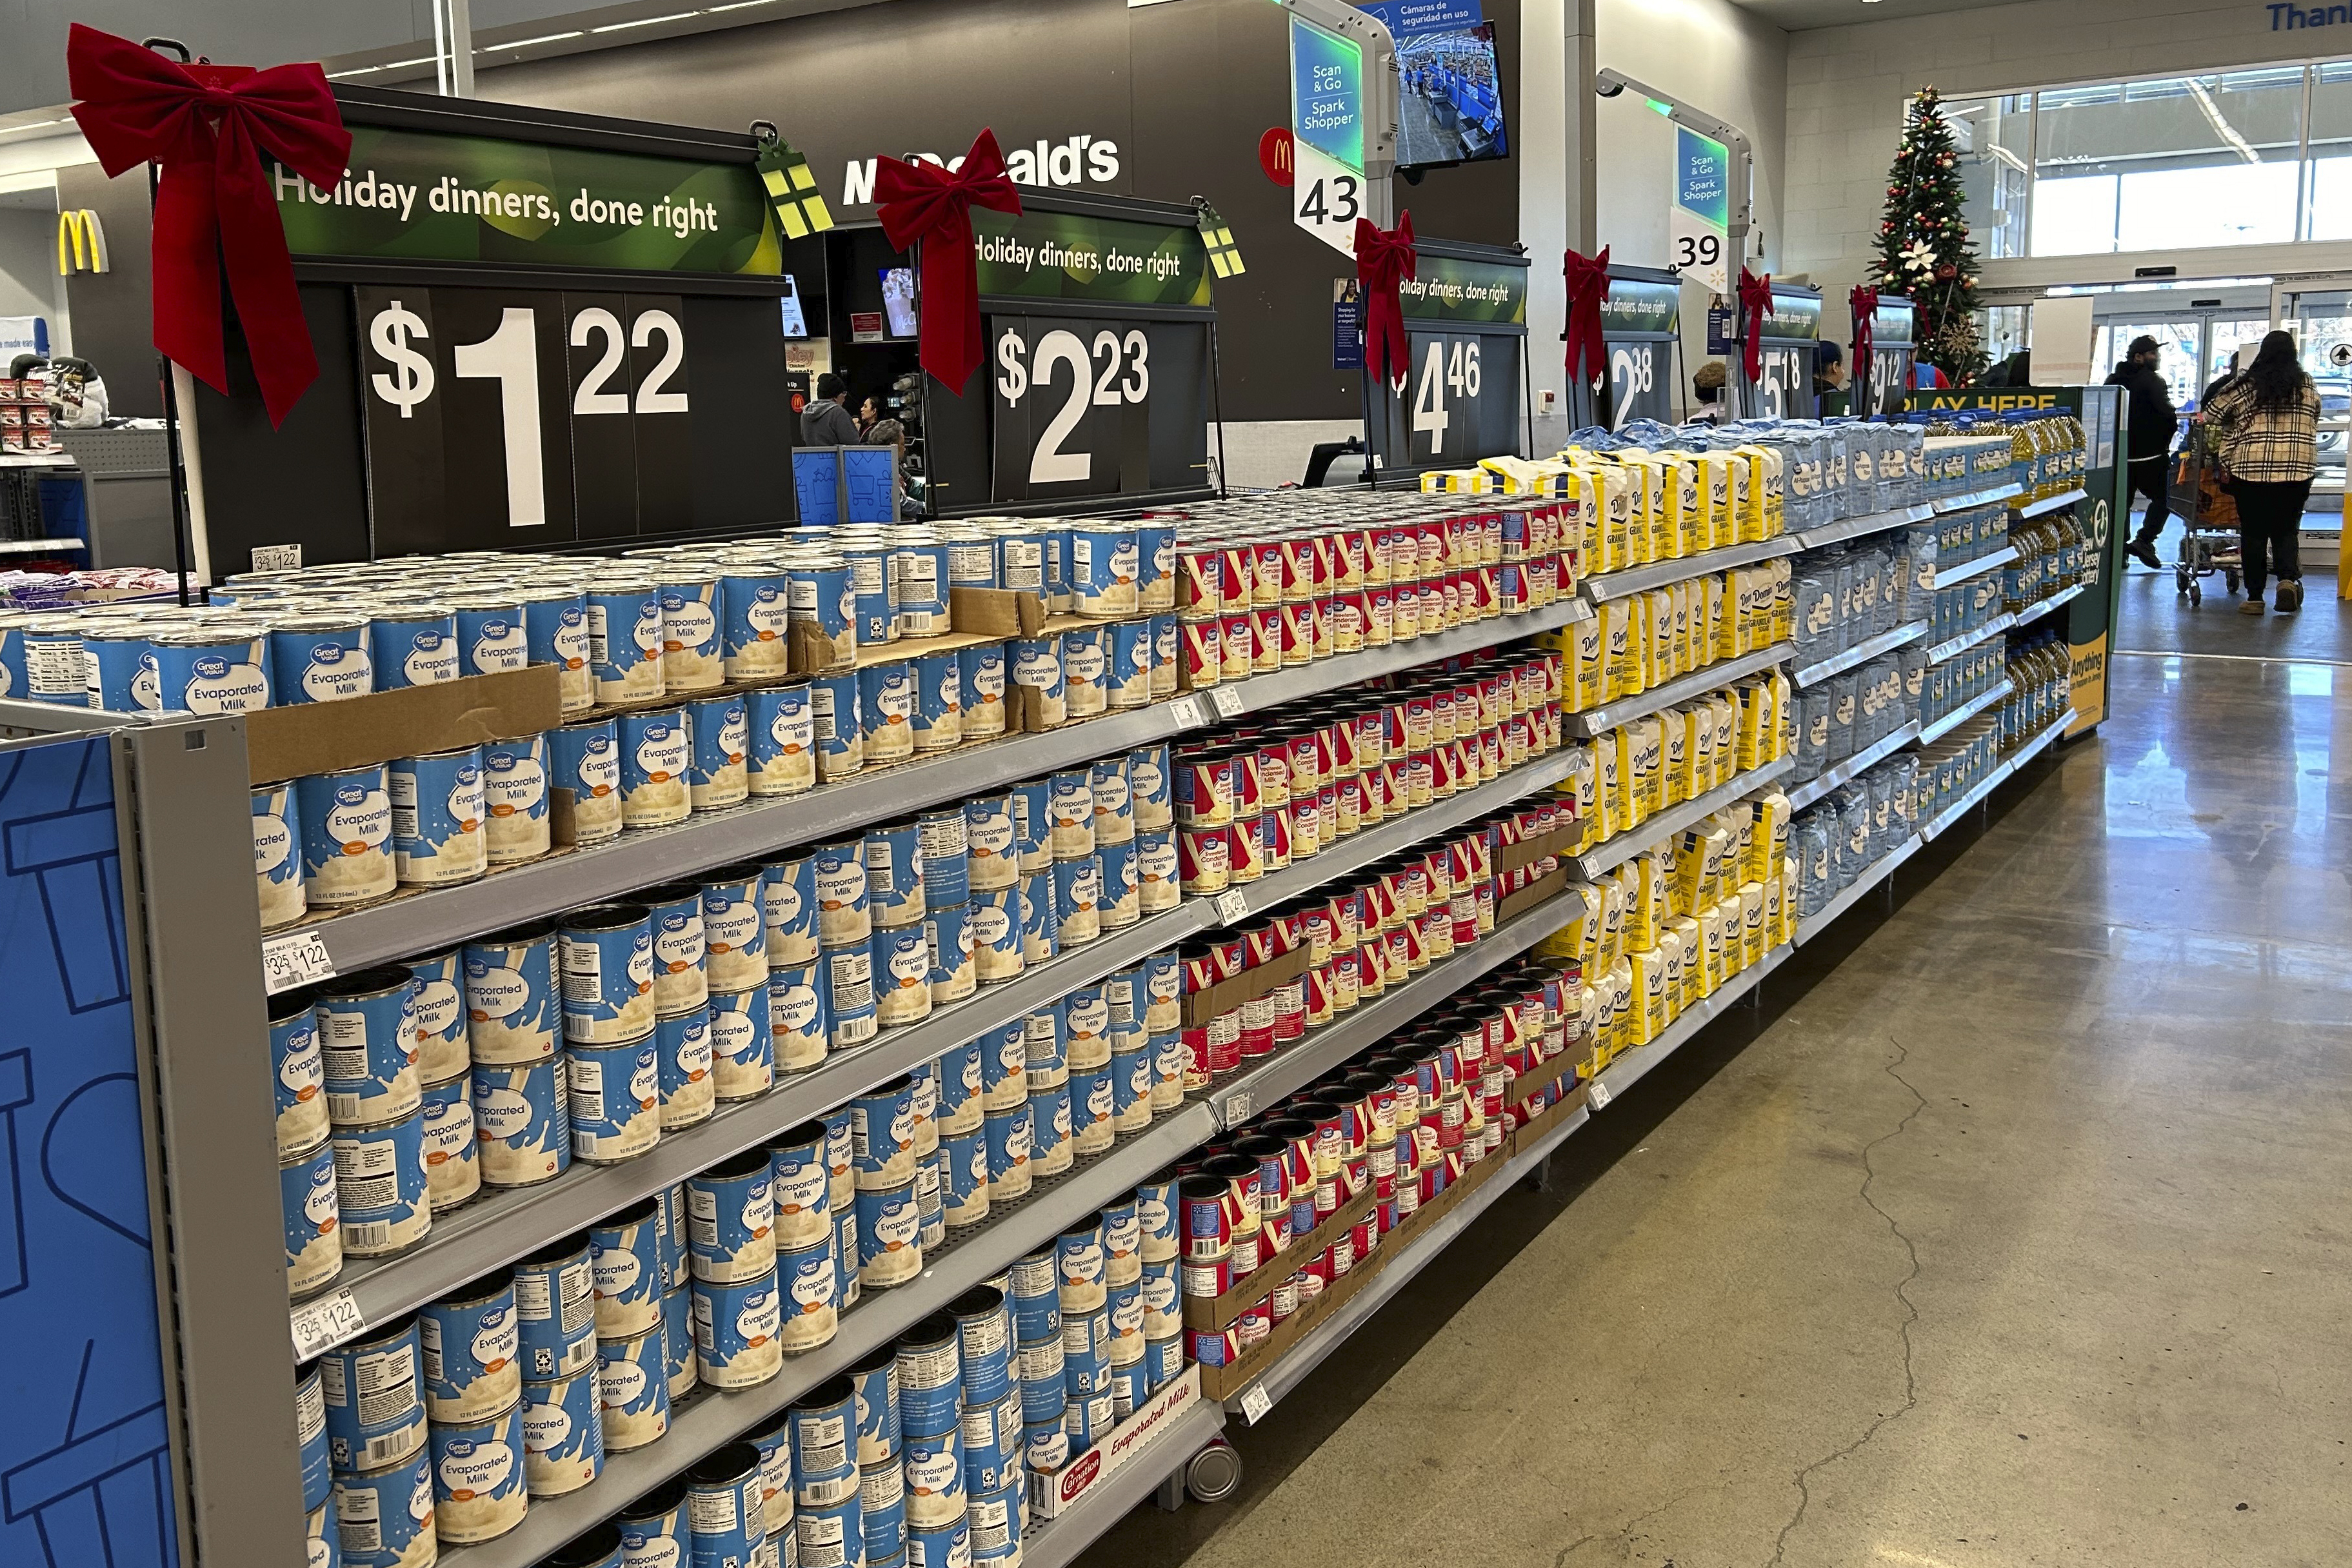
top-left (1945, 94), bottom-right (2031, 259)
top-left (2031, 71), bottom-right (2304, 255)
top-left (2306, 63), bottom-right (2352, 240)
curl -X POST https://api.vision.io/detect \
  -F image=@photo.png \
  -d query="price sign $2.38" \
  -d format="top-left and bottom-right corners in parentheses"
top-left (992, 321), bottom-right (1150, 491)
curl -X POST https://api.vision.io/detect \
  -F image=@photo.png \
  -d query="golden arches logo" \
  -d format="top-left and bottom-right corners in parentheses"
top-left (55, 209), bottom-right (108, 275)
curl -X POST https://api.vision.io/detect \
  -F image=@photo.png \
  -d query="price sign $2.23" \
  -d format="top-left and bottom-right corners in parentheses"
top-left (991, 320), bottom-right (1150, 496)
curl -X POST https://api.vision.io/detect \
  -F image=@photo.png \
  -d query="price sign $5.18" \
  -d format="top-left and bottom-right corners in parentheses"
top-left (992, 322), bottom-right (1150, 491)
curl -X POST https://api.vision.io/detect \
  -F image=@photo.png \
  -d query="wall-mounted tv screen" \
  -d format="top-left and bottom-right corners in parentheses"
top-left (1360, 1), bottom-right (1510, 168)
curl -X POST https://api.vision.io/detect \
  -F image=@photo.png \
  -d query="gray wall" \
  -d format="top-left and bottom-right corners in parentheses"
top-left (57, 160), bottom-right (163, 415)
top-left (0, 206), bottom-right (65, 337)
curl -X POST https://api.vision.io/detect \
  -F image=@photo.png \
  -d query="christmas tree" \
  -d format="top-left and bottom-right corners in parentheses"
top-left (1873, 87), bottom-right (1988, 384)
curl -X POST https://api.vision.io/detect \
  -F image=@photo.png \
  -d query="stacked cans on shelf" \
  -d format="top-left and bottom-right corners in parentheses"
top-left (1155, 490), bottom-right (1572, 688)
top-left (1170, 644), bottom-right (1564, 898)
top-left (1025, 1193), bottom-right (1186, 1467)
top-left (1176, 949), bottom-right (1584, 1365)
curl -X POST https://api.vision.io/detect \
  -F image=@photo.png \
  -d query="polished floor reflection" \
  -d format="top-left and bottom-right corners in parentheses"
top-left (1088, 653), bottom-right (2352, 1568)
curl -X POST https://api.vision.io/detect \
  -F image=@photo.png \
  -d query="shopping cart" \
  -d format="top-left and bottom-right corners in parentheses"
top-left (2164, 426), bottom-right (2242, 607)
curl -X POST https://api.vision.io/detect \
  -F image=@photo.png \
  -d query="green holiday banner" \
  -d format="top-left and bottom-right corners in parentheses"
top-left (1600, 277), bottom-right (1680, 337)
top-left (973, 207), bottom-right (1213, 308)
top-left (270, 124), bottom-right (782, 275)
top-left (1871, 295), bottom-right (1917, 344)
top-left (1755, 289), bottom-right (1822, 342)
top-left (1399, 251), bottom-right (1528, 324)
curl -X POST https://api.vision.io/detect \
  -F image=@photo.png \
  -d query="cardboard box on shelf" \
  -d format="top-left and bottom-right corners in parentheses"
top-left (1180, 944), bottom-right (1312, 1030)
top-left (244, 665), bottom-right (561, 786)
top-left (1180, 1182), bottom-right (1379, 1333)
top-left (1029, 1365), bottom-right (1205, 1520)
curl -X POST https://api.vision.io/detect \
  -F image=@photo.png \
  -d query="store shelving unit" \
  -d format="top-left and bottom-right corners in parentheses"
top-left (1573, 759), bottom-right (1795, 882)
top-left (0, 536), bottom-right (86, 554)
top-left (1931, 481), bottom-right (2024, 514)
top-left (1793, 837), bottom-right (1921, 946)
top-left (1922, 611), bottom-right (2017, 666)
top-left (1930, 545), bottom-right (2018, 592)
top-left (1917, 680), bottom-right (2014, 746)
top-left (1783, 722), bottom-right (1922, 813)
top-left (1566, 642), bottom-right (1791, 736)
top-left (1917, 712), bottom-right (2074, 842)
top-left (266, 600), bottom-right (1591, 982)
top-left (2015, 487), bottom-right (2087, 519)
top-left (1791, 502), bottom-right (1935, 551)
top-left (1578, 537), bottom-right (1800, 604)
top-left (1222, 1097), bottom-right (1593, 1420)
top-left (1018, 1394), bottom-right (1229, 1568)
top-left (1789, 622), bottom-right (1927, 690)
top-left (1587, 943), bottom-right (1792, 1104)
top-left (2012, 582), bottom-right (2084, 628)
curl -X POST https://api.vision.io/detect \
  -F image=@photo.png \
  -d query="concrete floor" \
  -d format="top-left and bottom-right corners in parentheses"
top-left (2117, 509), bottom-right (2352, 661)
top-left (1088, 651), bottom-right (2352, 1568)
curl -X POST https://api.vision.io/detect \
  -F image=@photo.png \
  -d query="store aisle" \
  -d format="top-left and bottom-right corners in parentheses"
top-left (1093, 652), bottom-right (2352, 1568)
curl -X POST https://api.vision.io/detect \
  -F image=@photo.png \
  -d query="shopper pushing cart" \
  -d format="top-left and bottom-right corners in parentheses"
top-left (2201, 330), bottom-right (2323, 615)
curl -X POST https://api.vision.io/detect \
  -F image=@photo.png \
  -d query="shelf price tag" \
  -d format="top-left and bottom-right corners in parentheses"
top-left (1213, 890), bottom-right (1248, 926)
top-left (291, 1287), bottom-right (364, 1360)
top-left (1210, 686), bottom-right (1246, 720)
top-left (1168, 695), bottom-right (1206, 731)
top-left (263, 929), bottom-right (337, 995)
top-left (1238, 1383), bottom-right (1273, 1425)
top-left (1586, 1078), bottom-right (1613, 1111)
top-left (1221, 1090), bottom-right (1254, 1128)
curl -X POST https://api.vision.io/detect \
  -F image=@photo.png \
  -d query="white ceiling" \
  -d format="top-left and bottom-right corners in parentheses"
top-left (1728, 0), bottom-right (2028, 34)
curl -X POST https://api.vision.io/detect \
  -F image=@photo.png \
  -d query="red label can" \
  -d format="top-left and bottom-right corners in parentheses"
top-left (1177, 824), bottom-right (1230, 894)
top-left (1279, 536), bottom-right (1313, 602)
top-left (1173, 749), bottom-right (1233, 828)
top-left (1178, 548), bottom-right (1222, 617)
top-left (1178, 617), bottom-right (1222, 691)
top-left (1249, 603), bottom-right (1282, 673)
top-left (1277, 600), bottom-right (1312, 667)
top-left (1218, 611), bottom-right (1252, 682)
top-left (1250, 540), bottom-right (1282, 604)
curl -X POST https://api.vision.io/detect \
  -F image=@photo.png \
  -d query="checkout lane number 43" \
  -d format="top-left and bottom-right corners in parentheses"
top-left (995, 325), bottom-right (1150, 484)
top-left (366, 299), bottom-right (690, 528)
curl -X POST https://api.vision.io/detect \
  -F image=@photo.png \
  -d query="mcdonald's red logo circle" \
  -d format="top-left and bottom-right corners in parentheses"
top-left (1259, 127), bottom-right (1295, 188)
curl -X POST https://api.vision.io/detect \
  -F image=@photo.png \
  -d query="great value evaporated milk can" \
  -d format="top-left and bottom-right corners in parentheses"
top-left (296, 1362), bottom-right (332, 1511)
top-left (710, 986), bottom-right (775, 1102)
top-left (586, 579), bottom-right (665, 705)
top-left (472, 1059), bottom-right (570, 1189)
top-left (462, 924), bottom-right (559, 1064)
top-left (368, 606), bottom-right (461, 691)
top-left (403, 950), bottom-right (469, 1085)
top-left (1010, 636), bottom-right (1064, 728)
top-left (768, 962), bottom-right (829, 1073)
top-left (724, 568), bottom-right (795, 680)
top-left (749, 683), bottom-right (818, 800)
top-left (152, 625), bottom-right (274, 713)
top-left (283, 1135), bottom-right (342, 1294)
top-left (1061, 624), bottom-right (1107, 718)
top-left (317, 969), bottom-right (422, 1125)
top-left (811, 670), bottom-right (864, 782)
top-left (944, 1129), bottom-right (988, 1230)
top-left (693, 1268), bottom-right (784, 1389)
top-left (561, 904), bottom-right (657, 1044)
top-left (451, 595), bottom-right (529, 681)
top-left (390, 746), bottom-right (486, 888)
top-left (1109, 619), bottom-right (1151, 710)
top-left (928, 905), bottom-right (977, 1004)
top-left (969, 886), bottom-right (1022, 985)
top-left (643, 883), bottom-right (710, 1018)
top-left (657, 577), bottom-right (723, 693)
top-left (823, 946), bottom-right (879, 1051)
top-left (686, 693), bottom-right (750, 811)
top-left (511, 1234), bottom-right (598, 1385)
top-left (297, 764), bottom-right (397, 909)
top-left (253, 783), bottom-right (306, 931)
top-left (619, 1482), bottom-right (691, 1568)
top-left (861, 1458), bottom-right (910, 1561)
top-left (418, 1074), bottom-right (481, 1211)
top-left (549, 719), bottom-right (624, 846)
top-left (569, 1037), bottom-right (660, 1164)
top-left (773, 1232), bottom-right (839, 1355)
top-left (71, 623), bottom-right (151, 712)
top-left (811, 837), bottom-right (873, 947)
top-left (620, 708), bottom-right (691, 828)
top-left (1150, 613), bottom-right (1179, 699)
top-left (334, 1445), bottom-right (435, 1568)
top-left (859, 660), bottom-right (917, 764)
top-left (522, 1369), bottom-right (605, 1497)
top-left (912, 649), bottom-right (961, 753)
top-left (856, 1181), bottom-right (922, 1287)
top-left (479, 733), bottom-right (550, 867)
top-left (959, 642), bottom-right (1006, 739)
top-left (984, 1104), bottom-right (1033, 1202)
top-left (266, 614), bottom-right (372, 704)
top-left (519, 590), bottom-right (594, 715)
top-left (663, 1287), bottom-right (698, 1403)
top-left (910, 1516), bottom-right (970, 1568)
top-left (1019, 871), bottom-right (1057, 967)
top-left (699, 864), bottom-right (769, 992)
top-left (761, 851), bottom-right (821, 966)
top-left (691, 1149), bottom-right (777, 1284)
top-left (271, 991), bottom-right (328, 1154)
top-left (597, 1325), bottom-right (671, 1453)
top-left (656, 1007), bottom-right (715, 1130)
top-left (321, 1316), bottom-right (428, 1471)
top-left (420, 1273), bottom-right (523, 1425)
top-left (1098, 839), bottom-right (1140, 929)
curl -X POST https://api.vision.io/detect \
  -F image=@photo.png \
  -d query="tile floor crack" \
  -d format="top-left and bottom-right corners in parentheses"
top-left (1764, 1036), bottom-right (1927, 1568)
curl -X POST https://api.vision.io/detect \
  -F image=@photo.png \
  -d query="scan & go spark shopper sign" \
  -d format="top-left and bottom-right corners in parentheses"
top-left (1289, 14), bottom-right (1368, 256)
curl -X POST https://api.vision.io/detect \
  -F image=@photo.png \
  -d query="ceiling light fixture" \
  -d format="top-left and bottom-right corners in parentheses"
top-left (501, 30), bottom-right (587, 46)
top-left (705, 1), bottom-right (775, 10)
top-left (591, 11), bottom-right (701, 31)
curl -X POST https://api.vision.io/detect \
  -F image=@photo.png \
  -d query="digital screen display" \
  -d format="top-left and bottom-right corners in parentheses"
top-left (779, 273), bottom-right (808, 339)
top-left (1359, 2), bottom-right (1510, 168)
top-left (881, 266), bottom-right (919, 339)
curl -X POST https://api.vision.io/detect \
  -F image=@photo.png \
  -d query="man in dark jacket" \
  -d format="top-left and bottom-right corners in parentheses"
top-left (800, 372), bottom-right (861, 445)
top-left (2105, 335), bottom-right (2178, 568)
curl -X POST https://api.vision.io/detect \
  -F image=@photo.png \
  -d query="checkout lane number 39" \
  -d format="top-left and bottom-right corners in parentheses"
top-left (365, 299), bottom-right (690, 528)
top-left (995, 324), bottom-right (1150, 484)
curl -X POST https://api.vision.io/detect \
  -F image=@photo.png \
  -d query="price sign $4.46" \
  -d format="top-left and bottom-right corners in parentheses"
top-left (993, 324), bottom-right (1150, 486)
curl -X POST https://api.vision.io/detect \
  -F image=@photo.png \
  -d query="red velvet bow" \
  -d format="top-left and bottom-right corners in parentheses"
top-left (1353, 211), bottom-right (1416, 392)
top-left (1850, 284), bottom-right (1879, 399)
top-left (1564, 244), bottom-right (1611, 387)
top-left (874, 129), bottom-right (1024, 395)
top-left (1737, 266), bottom-right (1775, 384)
top-left (66, 25), bottom-right (350, 428)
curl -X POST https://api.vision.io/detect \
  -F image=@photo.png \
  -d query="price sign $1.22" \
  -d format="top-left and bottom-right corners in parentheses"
top-left (990, 319), bottom-right (1150, 501)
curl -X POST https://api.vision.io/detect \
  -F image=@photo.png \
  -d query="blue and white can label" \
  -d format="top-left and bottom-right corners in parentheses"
top-left (663, 1286), bottom-right (698, 1402)
top-left (979, 1020), bottom-right (1025, 1110)
top-left (864, 819), bottom-right (925, 929)
top-left (958, 794), bottom-right (1017, 895)
top-left (1144, 1332), bottom-right (1184, 1390)
top-left (784, 553), bottom-right (857, 666)
top-left (690, 1154), bottom-right (776, 1284)
top-left (597, 1324), bottom-right (670, 1452)
top-left (965, 1482), bottom-right (1022, 1567)
top-left (791, 1382), bottom-right (859, 1504)
top-left (909, 1518), bottom-right (970, 1568)
top-left (842, 546), bottom-right (893, 647)
top-left (954, 1291), bottom-right (1013, 1407)
top-left (81, 627), bottom-right (158, 711)
top-left (1022, 1006), bottom-right (1066, 1088)
top-left (586, 582), bottom-right (665, 703)
top-left (703, 867), bottom-right (769, 992)
top-left (657, 1007), bottom-right (715, 1130)
top-left (390, 746), bottom-right (486, 887)
top-left (1019, 871), bottom-right (1058, 966)
top-left (333, 1445), bottom-right (435, 1568)
top-left (812, 837), bottom-right (872, 948)
top-left (1021, 1420), bottom-right (1071, 1480)
top-left (934, 1038), bottom-right (982, 1133)
top-left (317, 971), bottom-right (421, 1125)
top-left (769, 1125), bottom-right (832, 1249)
top-left (1062, 1308), bottom-right (1110, 1394)
top-left (645, 884), bottom-right (710, 1018)
top-left (859, 1459), bottom-right (908, 1562)
top-left (1015, 1340), bottom-right (1066, 1426)
top-left (521, 1369), bottom-right (604, 1497)
top-left (1111, 1043), bottom-right (1151, 1131)
top-left (1137, 522), bottom-right (1175, 611)
top-left (893, 1322), bottom-right (958, 1446)
top-left (711, 985), bottom-right (775, 1102)
top-left (961, 1391), bottom-right (1022, 1496)
top-left (1142, 951), bottom-right (1181, 1032)
top-left (428, 1396), bottom-right (528, 1544)
top-left (762, 852), bottom-right (822, 965)
top-left (1105, 1276), bottom-right (1146, 1362)
top-left (296, 764), bottom-right (395, 909)
top-left (894, 539), bottom-right (949, 635)
top-left (982, 1105), bottom-right (1032, 1199)
top-left (770, 961), bottom-right (830, 1073)
top-left (749, 683), bottom-right (819, 799)
top-left (1050, 855), bottom-right (1101, 946)
top-left (692, 1268), bottom-right (784, 1389)
top-left (267, 617), bottom-right (372, 704)
top-left (810, 670), bottom-right (863, 781)
top-left (770, 1233), bottom-right (837, 1355)
top-left (1108, 620), bottom-right (1150, 709)
top-left (656, 578), bottom-right (723, 691)
top-left (1055, 1222), bottom-right (1107, 1314)
top-left (321, 1318), bottom-right (426, 1471)
top-left (1089, 757), bottom-right (1132, 846)
top-left (926, 904), bottom-right (975, 1006)
top-left (912, 650), bottom-right (961, 752)
top-left (481, 732), bottom-right (550, 868)
top-left (521, 591), bottom-right (593, 714)
top-left (850, 1351), bottom-right (901, 1465)
top-left (859, 660), bottom-right (917, 762)
top-left (1061, 986), bottom-right (1111, 1067)
top-left (297, 1364), bottom-right (332, 1512)
top-left (560, 908), bottom-right (657, 1045)
top-left (855, 1182), bottom-right (922, 1287)
top-left (903, 1426), bottom-right (964, 1529)
top-left (622, 1485), bottom-right (690, 1568)
top-left (1006, 1250), bottom-right (1059, 1342)
top-left (1108, 1358), bottom-right (1150, 1421)
top-left (942, 1129), bottom-right (988, 1229)
top-left (589, 1202), bottom-right (665, 1340)
top-left (463, 926), bottom-right (559, 1064)
top-left (513, 1238), bottom-right (597, 1380)
top-left (824, 945), bottom-right (879, 1051)
top-left (619, 708), bottom-right (691, 827)
top-left (1010, 636), bottom-right (1062, 713)
top-left (1097, 838), bottom-right (1140, 929)
top-left (1068, 524), bottom-right (1139, 616)
top-left (1062, 1389), bottom-right (1112, 1453)
top-left (1150, 613), bottom-right (1178, 698)
top-left (368, 610), bottom-right (461, 691)
top-left (1135, 1176), bottom-right (1178, 1262)
top-left (686, 1449), bottom-right (764, 1568)
top-left (746, 1410), bottom-right (796, 1538)
top-left (915, 808), bottom-right (968, 909)
top-left (454, 600), bottom-right (529, 679)
top-left (282, 1135), bottom-right (341, 1294)
top-left (723, 568), bottom-right (795, 679)
top-left (1129, 744), bottom-right (1171, 831)
top-left (549, 719), bottom-right (624, 844)
top-left (686, 693), bottom-right (750, 810)
top-left (1008, 779), bottom-right (1051, 873)
top-left (420, 1282), bottom-right (520, 1425)
top-left (152, 627), bottom-right (273, 713)
top-left (472, 1060), bottom-right (570, 1189)
top-left (958, 642), bottom-right (1006, 739)
top-left (795, 1491), bottom-right (862, 1568)
top-left (271, 993), bottom-right (326, 1155)
top-left (403, 949), bottom-right (468, 1084)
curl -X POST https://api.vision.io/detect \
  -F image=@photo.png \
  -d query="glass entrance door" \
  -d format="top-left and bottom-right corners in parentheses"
top-left (2273, 288), bottom-right (2352, 490)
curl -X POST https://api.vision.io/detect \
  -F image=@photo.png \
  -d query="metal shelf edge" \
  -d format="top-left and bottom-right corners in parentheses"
top-left (1017, 1398), bottom-right (1228, 1568)
top-left (1931, 481), bottom-right (2023, 514)
top-left (1789, 622), bottom-right (1928, 689)
top-left (1573, 758), bottom-right (1795, 882)
top-left (1790, 502), bottom-right (1934, 551)
top-left (1782, 722), bottom-right (1922, 813)
top-left (1922, 612), bottom-right (2017, 666)
top-left (1590, 942), bottom-right (1790, 1102)
top-left (1914, 680), bottom-right (2013, 746)
top-left (1568, 642), bottom-right (1793, 737)
top-left (441, 1103), bottom-right (1220, 1568)
top-left (1577, 536), bottom-right (1799, 604)
top-left (1793, 836), bottom-right (1922, 945)
top-left (1930, 545), bottom-right (2018, 591)
top-left (2015, 487), bottom-right (2087, 519)
top-left (2013, 582), bottom-right (2084, 628)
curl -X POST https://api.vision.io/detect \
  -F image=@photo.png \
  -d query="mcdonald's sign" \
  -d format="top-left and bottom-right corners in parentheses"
top-left (55, 209), bottom-right (108, 275)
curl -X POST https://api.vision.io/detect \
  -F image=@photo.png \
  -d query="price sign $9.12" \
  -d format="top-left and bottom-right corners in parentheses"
top-left (986, 315), bottom-right (1212, 505)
